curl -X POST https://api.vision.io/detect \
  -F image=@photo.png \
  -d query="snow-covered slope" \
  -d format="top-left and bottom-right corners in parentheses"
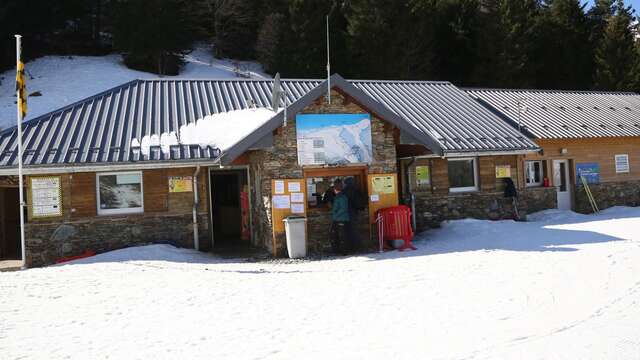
top-left (0, 45), bottom-right (269, 129)
top-left (1, 207), bottom-right (640, 359)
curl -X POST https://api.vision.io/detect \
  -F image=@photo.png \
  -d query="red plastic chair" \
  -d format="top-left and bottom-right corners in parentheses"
top-left (376, 205), bottom-right (416, 252)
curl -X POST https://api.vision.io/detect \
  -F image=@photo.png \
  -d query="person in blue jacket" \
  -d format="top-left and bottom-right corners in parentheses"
top-left (330, 179), bottom-right (350, 254)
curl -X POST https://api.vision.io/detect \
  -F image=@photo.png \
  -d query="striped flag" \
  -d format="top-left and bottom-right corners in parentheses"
top-left (15, 53), bottom-right (27, 119)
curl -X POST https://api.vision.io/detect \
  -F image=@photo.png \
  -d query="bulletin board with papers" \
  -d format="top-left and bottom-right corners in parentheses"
top-left (367, 173), bottom-right (399, 224)
top-left (29, 176), bottom-right (63, 218)
top-left (271, 179), bottom-right (307, 235)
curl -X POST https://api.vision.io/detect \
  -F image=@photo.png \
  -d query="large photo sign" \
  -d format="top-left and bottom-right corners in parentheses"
top-left (296, 113), bottom-right (372, 165)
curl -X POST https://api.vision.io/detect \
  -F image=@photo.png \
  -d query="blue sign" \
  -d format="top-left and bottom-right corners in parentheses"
top-left (576, 163), bottom-right (600, 184)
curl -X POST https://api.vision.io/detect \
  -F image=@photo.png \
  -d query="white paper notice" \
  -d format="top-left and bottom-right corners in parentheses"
top-left (288, 181), bottom-right (301, 193)
top-left (273, 195), bottom-right (290, 209)
top-left (31, 177), bottom-right (62, 217)
top-left (290, 192), bottom-right (304, 203)
top-left (370, 194), bottom-right (380, 202)
top-left (274, 180), bottom-right (285, 194)
top-left (291, 203), bottom-right (305, 214)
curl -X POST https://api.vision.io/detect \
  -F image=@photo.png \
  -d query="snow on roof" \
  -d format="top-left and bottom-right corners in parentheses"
top-left (132, 108), bottom-right (278, 157)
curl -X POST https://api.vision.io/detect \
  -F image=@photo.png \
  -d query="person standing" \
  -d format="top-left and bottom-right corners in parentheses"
top-left (330, 180), bottom-right (350, 254)
top-left (342, 177), bottom-right (364, 252)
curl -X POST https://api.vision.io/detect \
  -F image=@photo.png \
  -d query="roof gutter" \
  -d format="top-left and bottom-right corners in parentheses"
top-left (397, 148), bottom-right (540, 160)
top-left (0, 160), bottom-right (222, 176)
top-left (443, 149), bottom-right (540, 157)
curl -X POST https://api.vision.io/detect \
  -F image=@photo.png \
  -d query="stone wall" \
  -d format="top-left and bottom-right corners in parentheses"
top-left (406, 154), bottom-right (558, 231)
top-left (521, 187), bottom-right (558, 214)
top-left (26, 213), bottom-right (209, 267)
top-left (248, 89), bottom-right (397, 256)
top-left (574, 180), bottom-right (640, 214)
top-left (413, 186), bottom-right (556, 230)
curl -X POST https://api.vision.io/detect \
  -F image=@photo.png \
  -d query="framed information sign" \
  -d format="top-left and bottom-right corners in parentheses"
top-left (30, 176), bottom-right (62, 218)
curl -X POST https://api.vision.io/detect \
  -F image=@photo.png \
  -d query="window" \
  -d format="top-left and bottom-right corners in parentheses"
top-left (96, 172), bottom-right (144, 215)
top-left (615, 154), bottom-right (630, 173)
top-left (525, 161), bottom-right (543, 187)
top-left (448, 158), bottom-right (478, 192)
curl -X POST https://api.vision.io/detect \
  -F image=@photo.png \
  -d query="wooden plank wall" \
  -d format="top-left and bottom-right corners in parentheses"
top-left (26, 167), bottom-right (208, 223)
top-left (526, 137), bottom-right (640, 184)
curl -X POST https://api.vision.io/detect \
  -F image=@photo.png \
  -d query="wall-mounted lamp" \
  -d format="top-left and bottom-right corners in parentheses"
top-left (560, 148), bottom-right (568, 155)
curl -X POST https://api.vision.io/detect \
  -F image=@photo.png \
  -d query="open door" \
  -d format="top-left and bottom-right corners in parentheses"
top-left (553, 159), bottom-right (572, 210)
top-left (0, 187), bottom-right (21, 260)
top-left (209, 169), bottom-right (251, 251)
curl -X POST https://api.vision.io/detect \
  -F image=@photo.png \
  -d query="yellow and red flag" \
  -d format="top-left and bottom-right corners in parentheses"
top-left (15, 55), bottom-right (27, 119)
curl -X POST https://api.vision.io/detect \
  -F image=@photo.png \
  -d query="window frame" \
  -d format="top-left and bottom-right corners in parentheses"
top-left (525, 160), bottom-right (543, 187)
top-left (615, 154), bottom-right (630, 173)
top-left (96, 171), bottom-right (144, 216)
top-left (448, 157), bottom-right (479, 193)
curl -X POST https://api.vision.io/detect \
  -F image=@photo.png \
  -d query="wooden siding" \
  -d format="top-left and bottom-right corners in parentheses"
top-left (70, 172), bottom-right (97, 218)
top-left (143, 169), bottom-right (168, 213)
top-left (525, 137), bottom-right (640, 184)
top-left (404, 155), bottom-right (520, 195)
top-left (25, 167), bottom-right (209, 223)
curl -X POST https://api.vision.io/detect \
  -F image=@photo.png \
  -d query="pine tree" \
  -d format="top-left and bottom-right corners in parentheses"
top-left (533, 0), bottom-right (593, 89)
top-left (593, 0), bottom-right (638, 90)
top-left (473, 0), bottom-right (545, 87)
top-left (112, 0), bottom-right (195, 75)
top-left (348, 0), bottom-right (429, 79)
top-left (213, 0), bottom-right (263, 59)
top-left (588, 0), bottom-right (616, 44)
top-left (256, 13), bottom-right (288, 74)
top-left (631, 42), bottom-right (640, 92)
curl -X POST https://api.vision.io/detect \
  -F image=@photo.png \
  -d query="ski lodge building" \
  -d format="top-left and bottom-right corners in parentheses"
top-left (0, 74), bottom-right (638, 266)
top-left (467, 88), bottom-right (640, 213)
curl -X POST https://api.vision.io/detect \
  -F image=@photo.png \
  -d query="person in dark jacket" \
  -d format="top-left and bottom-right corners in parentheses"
top-left (503, 177), bottom-right (520, 220)
top-left (330, 180), bottom-right (350, 254)
top-left (342, 177), bottom-right (364, 252)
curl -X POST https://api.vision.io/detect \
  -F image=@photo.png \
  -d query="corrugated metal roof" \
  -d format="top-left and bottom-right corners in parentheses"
top-left (0, 77), bottom-right (538, 169)
top-left (353, 80), bottom-right (537, 152)
top-left (465, 88), bottom-right (640, 139)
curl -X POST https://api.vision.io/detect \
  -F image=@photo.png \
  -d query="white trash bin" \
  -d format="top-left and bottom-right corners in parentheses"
top-left (283, 216), bottom-right (307, 258)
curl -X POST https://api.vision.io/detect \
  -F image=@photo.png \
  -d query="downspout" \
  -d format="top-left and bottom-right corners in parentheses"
top-left (192, 165), bottom-right (201, 251)
top-left (405, 157), bottom-right (417, 231)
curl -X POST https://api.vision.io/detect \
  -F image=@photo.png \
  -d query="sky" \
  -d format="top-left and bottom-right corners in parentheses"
top-left (585, 0), bottom-right (640, 12)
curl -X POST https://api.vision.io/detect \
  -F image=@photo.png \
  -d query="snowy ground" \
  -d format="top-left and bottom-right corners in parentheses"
top-left (0, 45), bottom-right (268, 129)
top-left (2, 207), bottom-right (640, 359)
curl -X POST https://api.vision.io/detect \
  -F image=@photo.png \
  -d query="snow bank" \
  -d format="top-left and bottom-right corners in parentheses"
top-left (0, 44), bottom-right (268, 129)
top-left (131, 108), bottom-right (277, 156)
top-left (62, 244), bottom-right (216, 265)
top-left (2, 207), bottom-right (640, 359)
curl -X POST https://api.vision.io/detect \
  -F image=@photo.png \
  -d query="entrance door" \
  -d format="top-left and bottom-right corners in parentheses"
top-left (210, 169), bottom-right (250, 250)
top-left (0, 188), bottom-right (21, 260)
top-left (553, 160), bottom-right (572, 210)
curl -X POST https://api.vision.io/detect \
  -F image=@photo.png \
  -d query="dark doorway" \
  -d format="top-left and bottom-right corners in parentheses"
top-left (210, 169), bottom-right (250, 251)
top-left (0, 188), bottom-right (21, 260)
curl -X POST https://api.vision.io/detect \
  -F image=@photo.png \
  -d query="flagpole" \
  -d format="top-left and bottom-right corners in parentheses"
top-left (15, 34), bottom-right (27, 269)
top-left (326, 15), bottom-right (331, 104)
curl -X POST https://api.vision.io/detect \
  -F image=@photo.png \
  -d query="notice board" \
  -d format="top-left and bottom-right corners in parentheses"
top-left (367, 173), bottom-right (399, 224)
top-left (168, 176), bottom-right (193, 192)
top-left (576, 162), bottom-right (600, 184)
top-left (271, 179), bottom-right (307, 235)
top-left (30, 176), bottom-right (62, 218)
top-left (495, 165), bottom-right (511, 178)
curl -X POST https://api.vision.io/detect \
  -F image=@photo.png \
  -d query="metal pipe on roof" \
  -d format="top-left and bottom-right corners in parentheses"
top-left (192, 165), bottom-right (201, 251)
